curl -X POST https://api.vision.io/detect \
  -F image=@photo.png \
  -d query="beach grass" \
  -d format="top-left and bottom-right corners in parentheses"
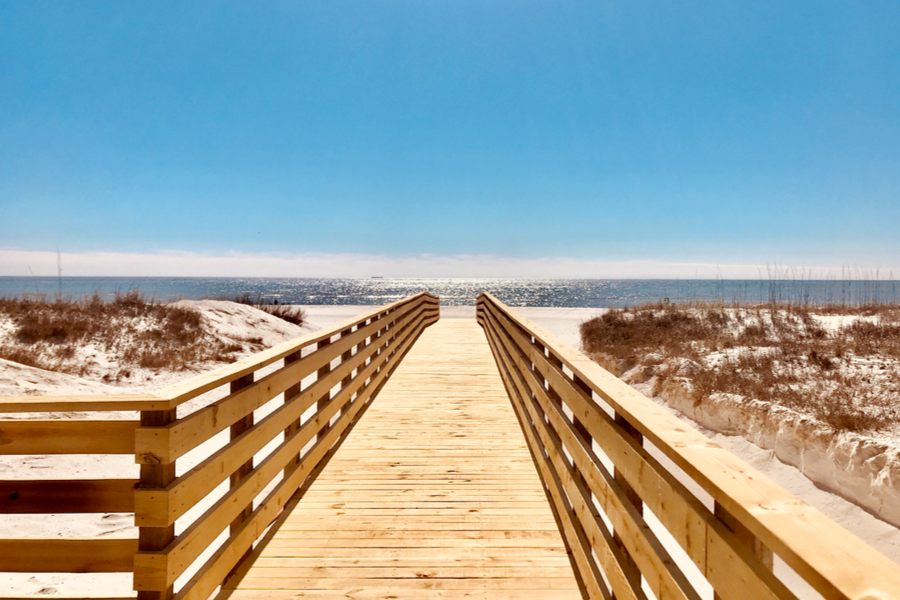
top-left (581, 300), bottom-right (900, 432)
top-left (0, 291), bottom-right (243, 377)
top-left (229, 293), bottom-right (307, 326)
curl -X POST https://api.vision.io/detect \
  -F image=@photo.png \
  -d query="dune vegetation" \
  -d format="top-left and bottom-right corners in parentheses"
top-left (0, 292), bottom-right (247, 378)
top-left (229, 293), bottom-right (307, 326)
top-left (0, 291), bottom-right (306, 382)
top-left (581, 301), bottom-right (900, 433)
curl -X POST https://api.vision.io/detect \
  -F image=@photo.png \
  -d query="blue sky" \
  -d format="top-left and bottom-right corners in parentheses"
top-left (1, 1), bottom-right (898, 277)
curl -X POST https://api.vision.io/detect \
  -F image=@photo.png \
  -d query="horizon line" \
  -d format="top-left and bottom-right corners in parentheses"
top-left (1, 249), bottom-right (896, 280)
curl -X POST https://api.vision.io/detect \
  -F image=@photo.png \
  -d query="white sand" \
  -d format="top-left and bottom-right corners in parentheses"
top-left (1, 302), bottom-right (898, 597)
top-left (0, 358), bottom-right (124, 398)
top-left (300, 304), bottom-right (606, 350)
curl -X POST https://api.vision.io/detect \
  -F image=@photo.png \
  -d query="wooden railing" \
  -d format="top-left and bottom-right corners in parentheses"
top-left (477, 292), bottom-right (900, 600)
top-left (0, 292), bottom-right (439, 600)
top-left (0, 407), bottom-right (142, 586)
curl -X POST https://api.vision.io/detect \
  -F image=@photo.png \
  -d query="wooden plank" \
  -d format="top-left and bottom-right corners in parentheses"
top-left (0, 420), bottom-right (137, 455)
top-left (222, 578), bottom-right (581, 600)
top-left (219, 320), bottom-right (581, 600)
top-left (222, 592), bottom-right (581, 600)
top-left (227, 578), bottom-right (579, 591)
top-left (0, 538), bottom-right (137, 572)
top-left (0, 393), bottom-right (165, 413)
top-left (256, 547), bottom-right (569, 558)
top-left (251, 557), bottom-right (571, 567)
top-left (230, 578), bottom-right (577, 589)
top-left (264, 531), bottom-right (568, 544)
top-left (231, 566), bottom-right (576, 578)
top-left (0, 478), bottom-right (136, 513)
top-left (2, 597), bottom-right (136, 600)
top-left (479, 292), bottom-right (900, 600)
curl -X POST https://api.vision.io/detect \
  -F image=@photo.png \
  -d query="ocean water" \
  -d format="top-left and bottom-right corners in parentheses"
top-left (2, 277), bottom-right (899, 308)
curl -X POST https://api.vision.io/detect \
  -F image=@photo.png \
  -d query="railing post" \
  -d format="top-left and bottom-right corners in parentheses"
top-left (570, 375), bottom-right (596, 492)
top-left (374, 313), bottom-right (384, 375)
top-left (338, 327), bottom-right (354, 423)
top-left (354, 326), bottom-right (367, 391)
top-left (226, 372), bottom-right (254, 581)
top-left (713, 502), bottom-right (774, 600)
top-left (555, 357), bottom-right (594, 495)
top-left (362, 319), bottom-right (373, 385)
top-left (316, 336), bottom-right (333, 441)
top-left (283, 349), bottom-right (303, 474)
top-left (607, 406), bottom-right (645, 597)
top-left (387, 311), bottom-right (398, 361)
top-left (137, 408), bottom-right (177, 600)
top-left (530, 338), bottom-right (550, 436)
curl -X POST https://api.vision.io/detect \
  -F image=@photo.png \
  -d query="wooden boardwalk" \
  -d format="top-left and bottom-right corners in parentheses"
top-left (7, 294), bottom-right (900, 600)
top-left (222, 319), bottom-right (582, 599)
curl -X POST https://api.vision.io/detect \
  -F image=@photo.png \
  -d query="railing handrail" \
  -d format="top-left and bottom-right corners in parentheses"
top-left (0, 393), bottom-right (164, 413)
top-left (477, 292), bottom-right (900, 600)
top-left (0, 292), bottom-right (439, 414)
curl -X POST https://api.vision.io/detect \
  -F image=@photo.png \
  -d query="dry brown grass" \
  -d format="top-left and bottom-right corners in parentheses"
top-left (230, 294), bottom-right (307, 326)
top-left (581, 302), bottom-right (900, 432)
top-left (0, 292), bottom-right (243, 378)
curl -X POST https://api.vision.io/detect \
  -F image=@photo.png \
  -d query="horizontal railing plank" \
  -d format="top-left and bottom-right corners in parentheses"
top-left (0, 420), bottom-right (137, 455)
top-left (0, 478), bottom-right (136, 514)
top-left (0, 298), bottom-right (437, 416)
top-left (0, 394), bottom-right (165, 413)
top-left (0, 538), bottom-right (137, 572)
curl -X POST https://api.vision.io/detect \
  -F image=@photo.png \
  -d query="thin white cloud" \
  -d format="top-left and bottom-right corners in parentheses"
top-left (0, 249), bottom-right (894, 279)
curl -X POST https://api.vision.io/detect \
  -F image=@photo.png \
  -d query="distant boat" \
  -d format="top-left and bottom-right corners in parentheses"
top-left (371, 276), bottom-right (384, 279)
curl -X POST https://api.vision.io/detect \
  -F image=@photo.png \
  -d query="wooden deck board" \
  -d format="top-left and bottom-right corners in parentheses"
top-left (223, 319), bottom-right (581, 599)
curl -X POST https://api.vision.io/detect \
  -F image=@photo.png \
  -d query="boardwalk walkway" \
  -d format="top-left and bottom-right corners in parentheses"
top-left (221, 319), bottom-right (582, 599)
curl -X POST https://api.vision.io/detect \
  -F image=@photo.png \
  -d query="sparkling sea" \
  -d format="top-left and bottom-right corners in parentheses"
top-left (1, 277), bottom-right (899, 308)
